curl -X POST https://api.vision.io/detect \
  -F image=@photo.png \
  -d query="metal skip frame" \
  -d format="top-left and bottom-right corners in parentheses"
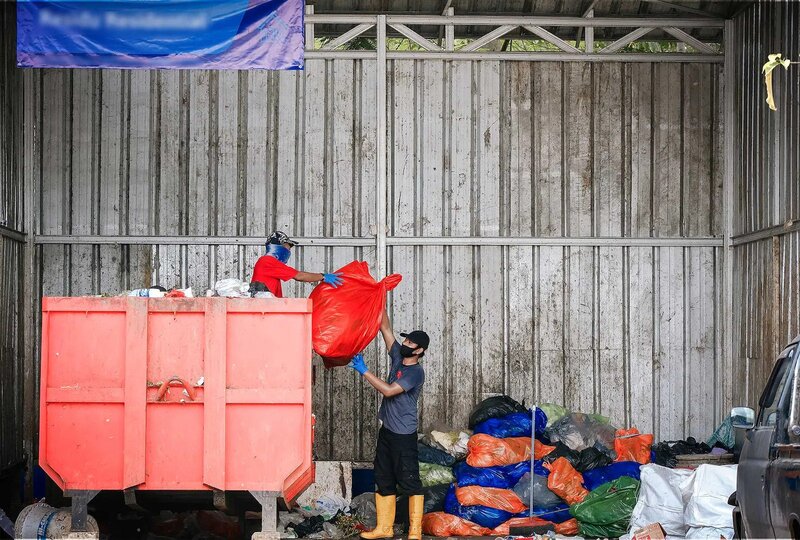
top-left (19, 9), bottom-right (731, 495)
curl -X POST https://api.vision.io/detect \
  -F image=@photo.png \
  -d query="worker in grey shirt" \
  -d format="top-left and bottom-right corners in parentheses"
top-left (349, 307), bottom-right (429, 540)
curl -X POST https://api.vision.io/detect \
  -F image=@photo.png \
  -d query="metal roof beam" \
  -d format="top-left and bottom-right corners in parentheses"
top-left (305, 14), bottom-right (725, 28)
top-left (662, 26), bottom-right (717, 54)
top-left (460, 25), bottom-right (518, 52)
top-left (320, 23), bottom-right (374, 50)
top-left (598, 27), bottom-right (655, 53)
top-left (523, 25), bottom-right (581, 53)
top-left (390, 23), bottom-right (444, 51)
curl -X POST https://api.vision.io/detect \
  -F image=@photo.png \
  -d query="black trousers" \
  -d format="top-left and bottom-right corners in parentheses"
top-left (374, 426), bottom-right (423, 496)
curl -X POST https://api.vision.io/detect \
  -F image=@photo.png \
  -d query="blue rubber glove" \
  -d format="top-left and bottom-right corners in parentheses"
top-left (323, 272), bottom-right (344, 288)
top-left (348, 353), bottom-right (368, 376)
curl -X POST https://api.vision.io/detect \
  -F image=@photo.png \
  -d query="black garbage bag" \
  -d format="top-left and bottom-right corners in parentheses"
top-left (418, 442), bottom-right (456, 467)
top-left (286, 515), bottom-right (324, 537)
top-left (652, 442), bottom-right (678, 468)
top-left (670, 437), bottom-right (712, 455)
top-left (541, 441), bottom-right (580, 468)
top-left (575, 446), bottom-right (613, 472)
top-left (468, 395), bottom-right (527, 429)
top-left (395, 484), bottom-right (451, 525)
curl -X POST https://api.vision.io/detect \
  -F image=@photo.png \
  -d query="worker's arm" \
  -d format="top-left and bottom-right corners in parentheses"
top-left (363, 372), bottom-right (405, 398)
top-left (379, 308), bottom-right (396, 350)
top-left (348, 354), bottom-right (405, 397)
top-left (293, 271), bottom-right (344, 287)
top-left (293, 271), bottom-right (324, 283)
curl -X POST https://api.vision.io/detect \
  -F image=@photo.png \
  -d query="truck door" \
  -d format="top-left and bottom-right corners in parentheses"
top-left (767, 352), bottom-right (800, 540)
top-left (738, 346), bottom-right (796, 538)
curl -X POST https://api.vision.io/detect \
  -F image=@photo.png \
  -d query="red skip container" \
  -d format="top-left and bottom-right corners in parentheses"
top-left (39, 296), bottom-right (315, 501)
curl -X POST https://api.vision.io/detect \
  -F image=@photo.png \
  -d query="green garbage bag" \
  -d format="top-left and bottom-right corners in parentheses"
top-left (419, 462), bottom-right (455, 487)
top-left (539, 403), bottom-right (568, 426)
top-left (569, 476), bottom-right (640, 538)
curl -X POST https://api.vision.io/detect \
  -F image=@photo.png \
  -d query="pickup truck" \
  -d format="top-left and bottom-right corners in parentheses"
top-left (731, 335), bottom-right (800, 539)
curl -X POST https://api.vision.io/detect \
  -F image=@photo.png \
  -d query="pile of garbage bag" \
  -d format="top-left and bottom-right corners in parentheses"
top-left (266, 395), bottom-right (738, 539)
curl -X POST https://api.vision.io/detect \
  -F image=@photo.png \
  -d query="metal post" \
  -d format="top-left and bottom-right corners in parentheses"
top-left (250, 491), bottom-right (280, 540)
top-left (305, 4), bottom-right (315, 50)
top-left (722, 19), bottom-right (735, 413)
top-left (586, 9), bottom-right (594, 53)
top-left (376, 15), bottom-right (387, 278)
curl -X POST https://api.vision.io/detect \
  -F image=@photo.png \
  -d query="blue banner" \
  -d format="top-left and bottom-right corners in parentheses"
top-left (17, 1), bottom-right (304, 70)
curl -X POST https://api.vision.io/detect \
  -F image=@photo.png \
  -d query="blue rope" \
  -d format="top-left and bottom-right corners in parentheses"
top-left (37, 510), bottom-right (57, 540)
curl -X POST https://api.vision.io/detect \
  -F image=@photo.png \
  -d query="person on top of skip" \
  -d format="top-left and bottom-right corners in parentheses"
top-left (348, 308), bottom-right (429, 540)
top-left (251, 231), bottom-right (343, 298)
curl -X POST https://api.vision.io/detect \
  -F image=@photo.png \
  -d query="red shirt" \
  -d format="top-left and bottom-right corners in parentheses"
top-left (251, 256), bottom-right (299, 298)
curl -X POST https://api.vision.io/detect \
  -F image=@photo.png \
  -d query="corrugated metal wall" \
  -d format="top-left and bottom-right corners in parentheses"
top-left (0, 3), bottom-right (26, 474)
top-left (21, 55), bottom-right (726, 460)
top-left (731, 1), bottom-right (800, 408)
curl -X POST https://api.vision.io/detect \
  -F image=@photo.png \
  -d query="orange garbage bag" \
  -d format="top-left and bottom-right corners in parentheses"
top-left (544, 457), bottom-right (589, 505)
top-left (491, 517), bottom-right (554, 536)
top-left (554, 518), bottom-right (580, 536)
top-left (309, 261), bottom-right (402, 367)
top-left (466, 434), bottom-right (531, 467)
top-left (422, 512), bottom-right (491, 537)
top-left (534, 439), bottom-right (556, 459)
top-left (455, 485), bottom-right (528, 514)
top-left (614, 427), bottom-right (654, 464)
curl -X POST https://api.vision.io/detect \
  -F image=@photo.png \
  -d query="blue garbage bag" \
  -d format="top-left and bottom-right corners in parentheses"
top-left (418, 442), bottom-right (456, 466)
top-left (473, 409), bottom-right (547, 438)
top-left (518, 503), bottom-right (572, 524)
top-left (454, 461), bottom-right (531, 489)
top-left (444, 485), bottom-right (514, 529)
top-left (581, 461), bottom-right (641, 491)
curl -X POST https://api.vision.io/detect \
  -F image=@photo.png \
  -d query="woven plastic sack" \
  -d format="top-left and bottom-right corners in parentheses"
top-left (419, 462), bottom-right (454, 487)
top-left (444, 485), bottom-right (514, 529)
top-left (473, 409), bottom-right (547, 438)
top-left (455, 486), bottom-right (528, 514)
top-left (310, 261), bottom-right (402, 367)
top-left (490, 517), bottom-right (554, 536)
top-left (421, 512), bottom-right (490, 537)
top-left (466, 434), bottom-right (531, 467)
top-left (614, 428), bottom-right (654, 464)
top-left (582, 461), bottom-right (641, 491)
top-left (627, 464), bottom-right (694, 537)
top-left (512, 472), bottom-right (563, 510)
top-left (468, 395), bottom-right (528, 428)
top-left (543, 457), bottom-right (588, 505)
top-left (569, 476), bottom-right (640, 539)
top-left (454, 461), bottom-right (530, 489)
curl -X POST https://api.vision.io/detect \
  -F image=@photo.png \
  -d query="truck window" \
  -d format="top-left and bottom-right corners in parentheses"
top-left (758, 347), bottom-right (796, 427)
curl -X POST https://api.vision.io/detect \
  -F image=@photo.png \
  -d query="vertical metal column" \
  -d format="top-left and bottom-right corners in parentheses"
top-left (376, 15), bottom-right (388, 279)
top-left (722, 20), bottom-right (735, 411)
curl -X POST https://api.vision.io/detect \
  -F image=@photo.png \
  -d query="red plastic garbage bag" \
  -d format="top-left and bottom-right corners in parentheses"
top-left (490, 517), bottom-right (554, 536)
top-left (466, 434), bottom-right (531, 467)
top-left (544, 457), bottom-right (589, 505)
top-left (534, 439), bottom-right (556, 460)
top-left (310, 261), bottom-right (402, 367)
top-left (455, 485), bottom-right (528, 514)
top-left (422, 512), bottom-right (491, 537)
top-left (614, 427), bottom-right (654, 464)
top-left (554, 518), bottom-right (580, 536)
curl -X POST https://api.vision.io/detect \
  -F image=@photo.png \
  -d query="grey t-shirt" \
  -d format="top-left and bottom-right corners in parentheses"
top-left (378, 341), bottom-right (425, 435)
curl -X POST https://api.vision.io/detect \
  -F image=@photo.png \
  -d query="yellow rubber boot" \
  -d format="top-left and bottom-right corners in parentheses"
top-left (407, 495), bottom-right (424, 540)
top-left (361, 494), bottom-right (396, 539)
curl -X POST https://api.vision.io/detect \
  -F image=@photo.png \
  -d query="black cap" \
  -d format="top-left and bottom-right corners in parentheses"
top-left (400, 330), bottom-right (430, 350)
top-left (267, 231), bottom-right (299, 247)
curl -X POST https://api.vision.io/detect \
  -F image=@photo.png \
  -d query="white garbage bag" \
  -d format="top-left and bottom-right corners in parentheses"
top-left (628, 464), bottom-right (694, 537)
